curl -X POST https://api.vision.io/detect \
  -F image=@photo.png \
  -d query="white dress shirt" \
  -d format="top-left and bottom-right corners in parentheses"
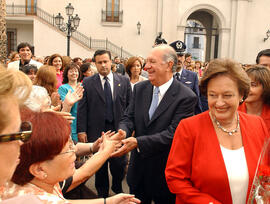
top-left (153, 76), bottom-right (174, 105)
top-left (99, 71), bottom-right (114, 97)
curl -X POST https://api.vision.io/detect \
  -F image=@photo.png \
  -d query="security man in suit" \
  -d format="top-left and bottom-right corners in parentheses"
top-left (169, 40), bottom-right (203, 114)
top-left (112, 45), bottom-right (197, 204)
top-left (77, 50), bottom-right (132, 198)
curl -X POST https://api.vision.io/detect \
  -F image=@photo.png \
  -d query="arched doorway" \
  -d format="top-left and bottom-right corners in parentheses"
top-left (184, 10), bottom-right (219, 62)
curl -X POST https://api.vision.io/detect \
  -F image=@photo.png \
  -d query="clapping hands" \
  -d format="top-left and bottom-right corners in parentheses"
top-left (64, 83), bottom-right (84, 106)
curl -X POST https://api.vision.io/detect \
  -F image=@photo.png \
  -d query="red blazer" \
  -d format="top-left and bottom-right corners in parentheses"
top-left (238, 102), bottom-right (270, 134)
top-left (165, 111), bottom-right (269, 204)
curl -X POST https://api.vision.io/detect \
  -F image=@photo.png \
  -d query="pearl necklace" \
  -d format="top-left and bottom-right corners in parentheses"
top-left (214, 113), bottom-right (239, 136)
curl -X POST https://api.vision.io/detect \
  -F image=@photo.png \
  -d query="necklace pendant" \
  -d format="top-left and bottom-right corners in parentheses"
top-left (229, 132), bottom-right (233, 136)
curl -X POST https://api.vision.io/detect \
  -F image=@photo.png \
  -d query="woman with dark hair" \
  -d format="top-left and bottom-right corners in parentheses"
top-left (48, 54), bottom-right (64, 88)
top-left (58, 63), bottom-right (82, 142)
top-left (238, 65), bottom-right (270, 133)
top-left (166, 59), bottom-right (269, 204)
top-left (125, 57), bottom-right (146, 90)
top-left (194, 61), bottom-right (203, 78)
top-left (21, 64), bottom-right (38, 83)
top-left (80, 62), bottom-right (94, 81)
top-left (0, 109), bottom-right (140, 204)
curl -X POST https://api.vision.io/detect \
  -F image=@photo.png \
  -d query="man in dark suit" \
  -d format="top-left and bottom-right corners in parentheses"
top-left (169, 40), bottom-right (203, 114)
top-left (77, 50), bottom-right (132, 198)
top-left (112, 45), bottom-right (197, 204)
top-left (114, 56), bottom-right (126, 75)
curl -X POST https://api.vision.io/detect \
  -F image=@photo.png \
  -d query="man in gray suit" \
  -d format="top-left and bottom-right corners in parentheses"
top-left (112, 45), bottom-right (197, 204)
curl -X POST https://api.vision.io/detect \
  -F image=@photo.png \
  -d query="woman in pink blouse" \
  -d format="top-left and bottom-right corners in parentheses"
top-left (48, 54), bottom-right (64, 89)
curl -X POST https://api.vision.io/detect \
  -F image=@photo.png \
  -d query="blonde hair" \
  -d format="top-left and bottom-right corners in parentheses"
top-left (0, 65), bottom-right (32, 131)
top-left (0, 65), bottom-right (32, 103)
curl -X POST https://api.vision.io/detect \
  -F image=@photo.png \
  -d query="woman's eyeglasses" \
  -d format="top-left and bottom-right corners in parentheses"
top-left (0, 121), bottom-right (32, 143)
top-left (59, 139), bottom-right (76, 155)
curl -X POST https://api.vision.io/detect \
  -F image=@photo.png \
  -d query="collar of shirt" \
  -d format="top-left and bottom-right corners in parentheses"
top-left (19, 59), bottom-right (31, 69)
top-left (175, 68), bottom-right (183, 77)
top-left (99, 71), bottom-right (114, 95)
top-left (153, 76), bottom-right (173, 104)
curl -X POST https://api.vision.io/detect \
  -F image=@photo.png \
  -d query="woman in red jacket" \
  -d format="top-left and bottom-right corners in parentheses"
top-left (165, 59), bottom-right (269, 204)
top-left (238, 66), bottom-right (270, 134)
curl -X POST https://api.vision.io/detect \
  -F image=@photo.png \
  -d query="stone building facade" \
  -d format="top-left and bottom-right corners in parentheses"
top-left (5, 0), bottom-right (270, 63)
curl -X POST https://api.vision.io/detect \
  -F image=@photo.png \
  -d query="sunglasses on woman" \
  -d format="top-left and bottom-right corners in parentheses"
top-left (0, 121), bottom-right (32, 143)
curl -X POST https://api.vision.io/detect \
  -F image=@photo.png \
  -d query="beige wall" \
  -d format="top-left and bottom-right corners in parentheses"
top-left (6, 0), bottom-right (270, 63)
top-left (33, 17), bottom-right (94, 58)
top-left (6, 19), bottom-right (33, 46)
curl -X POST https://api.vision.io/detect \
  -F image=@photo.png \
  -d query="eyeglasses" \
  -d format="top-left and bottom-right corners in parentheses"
top-left (0, 121), bottom-right (32, 143)
top-left (59, 139), bottom-right (76, 155)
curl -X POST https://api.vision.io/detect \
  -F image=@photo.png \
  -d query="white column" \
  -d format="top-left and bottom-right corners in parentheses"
top-left (156, 0), bottom-right (163, 34)
top-left (230, 0), bottom-right (249, 62)
top-left (219, 28), bottom-right (231, 58)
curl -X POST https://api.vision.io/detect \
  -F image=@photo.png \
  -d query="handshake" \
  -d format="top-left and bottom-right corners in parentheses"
top-left (78, 129), bottom-right (138, 157)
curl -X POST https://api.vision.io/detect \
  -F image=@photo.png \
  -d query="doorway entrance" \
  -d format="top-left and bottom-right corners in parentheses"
top-left (184, 10), bottom-right (219, 62)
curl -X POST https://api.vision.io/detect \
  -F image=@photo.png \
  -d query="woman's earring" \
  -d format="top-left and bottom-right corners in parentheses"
top-left (43, 173), bottom-right (47, 179)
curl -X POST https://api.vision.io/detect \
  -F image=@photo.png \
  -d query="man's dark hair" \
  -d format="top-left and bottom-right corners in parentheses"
top-left (256, 49), bottom-right (270, 64)
top-left (93, 50), bottom-right (111, 62)
top-left (17, 42), bottom-right (32, 53)
top-left (185, 53), bottom-right (192, 58)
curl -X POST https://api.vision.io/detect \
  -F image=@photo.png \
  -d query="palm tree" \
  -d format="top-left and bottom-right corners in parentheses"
top-left (0, 0), bottom-right (7, 60)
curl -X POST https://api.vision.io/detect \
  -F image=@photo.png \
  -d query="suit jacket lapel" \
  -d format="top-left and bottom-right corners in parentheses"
top-left (143, 82), bottom-right (153, 125)
top-left (93, 74), bottom-right (105, 103)
top-left (148, 79), bottom-right (177, 125)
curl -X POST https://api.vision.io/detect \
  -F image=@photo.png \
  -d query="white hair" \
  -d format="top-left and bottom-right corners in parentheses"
top-left (24, 85), bottom-right (51, 112)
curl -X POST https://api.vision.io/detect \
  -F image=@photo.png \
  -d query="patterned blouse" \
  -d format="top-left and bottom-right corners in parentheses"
top-left (0, 182), bottom-right (71, 204)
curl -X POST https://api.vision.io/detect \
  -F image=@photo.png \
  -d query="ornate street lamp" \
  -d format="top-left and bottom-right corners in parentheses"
top-left (137, 21), bottom-right (141, 35)
top-left (55, 3), bottom-right (80, 56)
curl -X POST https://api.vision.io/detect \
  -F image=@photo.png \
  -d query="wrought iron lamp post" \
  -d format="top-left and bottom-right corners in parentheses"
top-left (55, 3), bottom-right (80, 56)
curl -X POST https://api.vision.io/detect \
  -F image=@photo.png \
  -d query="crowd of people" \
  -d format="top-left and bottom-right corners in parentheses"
top-left (0, 39), bottom-right (270, 204)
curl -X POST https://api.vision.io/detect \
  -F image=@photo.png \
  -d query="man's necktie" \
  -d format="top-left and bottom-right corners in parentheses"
top-left (175, 72), bottom-right (181, 81)
top-left (148, 87), bottom-right (160, 120)
top-left (104, 76), bottom-right (113, 122)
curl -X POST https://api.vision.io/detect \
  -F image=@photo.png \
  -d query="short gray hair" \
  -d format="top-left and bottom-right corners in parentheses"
top-left (159, 45), bottom-right (178, 72)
